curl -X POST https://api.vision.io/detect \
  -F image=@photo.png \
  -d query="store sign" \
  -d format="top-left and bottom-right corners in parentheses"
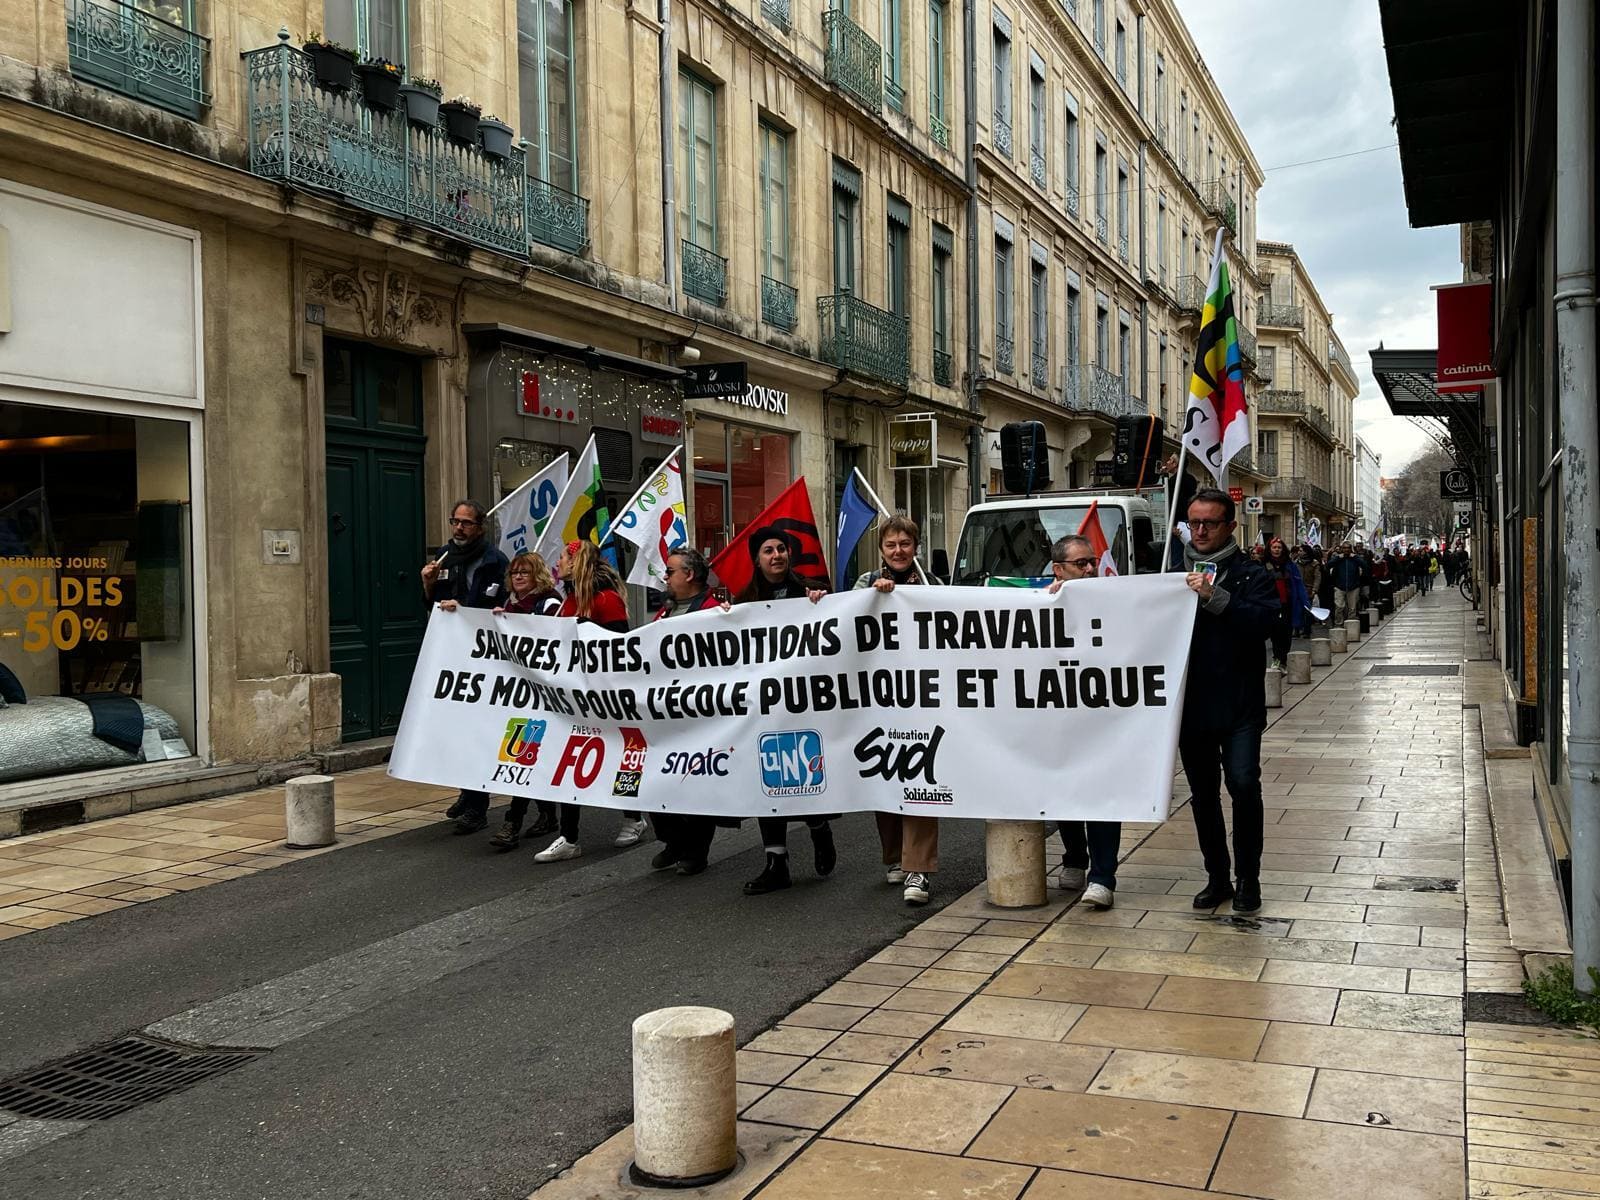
top-left (891, 416), bottom-right (936, 471)
top-left (1227, 486), bottom-right (1245, 503)
top-left (641, 405), bottom-right (683, 445)
top-left (683, 362), bottom-right (749, 400)
top-left (734, 385), bottom-right (790, 416)
top-left (1435, 282), bottom-right (1495, 394)
top-left (1439, 468), bottom-right (1475, 499)
top-left (518, 370), bottom-right (579, 423)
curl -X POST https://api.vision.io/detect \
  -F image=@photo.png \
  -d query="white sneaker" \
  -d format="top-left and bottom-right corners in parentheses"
top-left (903, 873), bottom-right (931, 905)
top-left (1083, 883), bottom-right (1115, 909)
top-left (885, 864), bottom-right (907, 885)
top-left (613, 819), bottom-right (649, 848)
top-left (1059, 867), bottom-right (1087, 890)
top-left (534, 836), bottom-right (582, 862)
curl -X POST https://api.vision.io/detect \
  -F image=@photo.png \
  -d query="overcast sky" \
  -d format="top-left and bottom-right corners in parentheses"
top-left (1180, 0), bottom-right (1458, 472)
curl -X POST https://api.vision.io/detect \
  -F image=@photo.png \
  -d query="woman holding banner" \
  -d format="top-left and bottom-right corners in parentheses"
top-left (487, 552), bottom-right (563, 850)
top-left (533, 541), bottom-right (649, 863)
top-left (853, 515), bottom-right (938, 907)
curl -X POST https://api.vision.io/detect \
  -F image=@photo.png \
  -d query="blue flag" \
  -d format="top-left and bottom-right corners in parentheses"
top-left (834, 471), bottom-right (879, 592)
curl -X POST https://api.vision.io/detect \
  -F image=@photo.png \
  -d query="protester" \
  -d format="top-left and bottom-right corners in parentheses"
top-left (648, 547), bottom-right (727, 877)
top-left (853, 516), bottom-right (937, 906)
top-left (1425, 544), bottom-right (1441, 593)
top-left (1178, 488), bottom-right (1279, 913)
top-left (1326, 542), bottom-right (1365, 624)
top-left (488, 552), bottom-right (564, 850)
top-left (1296, 546), bottom-right (1323, 629)
top-left (423, 499), bottom-right (510, 836)
top-left (734, 528), bottom-right (833, 895)
top-left (1261, 537), bottom-right (1309, 668)
top-left (534, 540), bottom-right (649, 863)
top-left (1159, 454), bottom-right (1200, 568)
top-left (1045, 534), bottom-right (1120, 909)
top-left (1370, 550), bottom-right (1392, 603)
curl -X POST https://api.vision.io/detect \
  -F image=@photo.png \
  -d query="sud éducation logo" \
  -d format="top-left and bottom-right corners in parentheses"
top-left (493, 717), bottom-right (548, 787)
top-left (758, 730), bottom-right (827, 798)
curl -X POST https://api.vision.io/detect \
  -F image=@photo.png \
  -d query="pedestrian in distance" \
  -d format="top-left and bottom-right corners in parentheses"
top-left (733, 527), bottom-right (834, 896)
top-left (1326, 542), bottom-right (1365, 625)
top-left (533, 540), bottom-right (650, 863)
top-left (1178, 488), bottom-right (1280, 914)
top-left (1045, 533), bottom-right (1121, 910)
top-left (647, 546), bottom-right (729, 877)
top-left (1261, 537), bottom-right (1310, 667)
top-left (853, 515), bottom-right (938, 907)
top-left (1296, 546), bottom-right (1324, 630)
top-left (424, 499), bottom-right (511, 836)
top-left (487, 552), bottom-right (563, 850)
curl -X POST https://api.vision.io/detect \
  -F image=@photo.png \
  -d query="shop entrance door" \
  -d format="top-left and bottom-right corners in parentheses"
top-left (323, 339), bottom-right (427, 742)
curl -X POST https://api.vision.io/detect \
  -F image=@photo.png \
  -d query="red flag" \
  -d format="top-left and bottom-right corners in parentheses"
top-left (1078, 501), bottom-right (1118, 577)
top-left (710, 477), bottom-right (830, 597)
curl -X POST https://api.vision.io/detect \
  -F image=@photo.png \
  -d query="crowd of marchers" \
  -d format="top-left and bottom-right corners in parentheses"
top-left (417, 484), bottom-right (1358, 919)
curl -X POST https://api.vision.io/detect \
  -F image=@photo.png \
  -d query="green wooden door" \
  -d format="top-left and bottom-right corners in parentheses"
top-left (324, 339), bottom-right (427, 742)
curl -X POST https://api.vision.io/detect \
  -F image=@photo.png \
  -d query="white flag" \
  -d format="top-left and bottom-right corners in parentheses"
top-left (534, 435), bottom-right (606, 562)
top-left (611, 450), bottom-right (687, 587)
top-left (495, 457), bottom-right (569, 563)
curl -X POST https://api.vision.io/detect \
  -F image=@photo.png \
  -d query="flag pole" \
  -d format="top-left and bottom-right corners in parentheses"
top-left (1163, 227), bottom-right (1227, 573)
top-left (602, 445), bottom-right (682, 551)
top-left (850, 467), bottom-right (931, 583)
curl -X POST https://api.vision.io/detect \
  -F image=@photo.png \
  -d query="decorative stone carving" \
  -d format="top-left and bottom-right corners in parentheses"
top-left (303, 259), bottom-right (453, 350)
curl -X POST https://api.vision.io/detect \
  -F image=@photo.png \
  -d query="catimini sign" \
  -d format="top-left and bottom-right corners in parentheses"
top-left (1434, 281), bottom-right (1495, 394)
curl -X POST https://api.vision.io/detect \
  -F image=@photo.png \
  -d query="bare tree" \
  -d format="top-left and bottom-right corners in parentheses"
top-left (1383, 446), bottom-right (1455, 539)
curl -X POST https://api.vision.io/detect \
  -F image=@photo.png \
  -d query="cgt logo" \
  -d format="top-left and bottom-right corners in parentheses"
top-left (553, 727), bottom-right (607, 789)
top-left (613, 727), bottom-right (648, 798)
top-left (759, 730), bottom-right (827, 797)
top-left (853, 725), bottom-right (945, 785)
top-left (660, 747), bottom-right (734, 778)
top-left (493, 716), bottom-right (548, 786)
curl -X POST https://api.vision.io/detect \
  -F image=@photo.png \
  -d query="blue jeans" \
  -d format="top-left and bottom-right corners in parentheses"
top-left (1178, 721), bottom-right (1264, 884)
top-left (1058, 820), bottom-right (1122, 889)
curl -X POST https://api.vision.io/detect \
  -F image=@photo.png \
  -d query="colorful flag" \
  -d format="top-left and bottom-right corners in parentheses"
top-left (1077, 501), bottom-right (1118, 577)
top-left (710, 477), bottom-right (829, 598)
top-left (1305, 517), bottom-right (1322, 548)
top-left (535, 435), bottom-right (610, 561)
top-left (1182, 230), bottom-right (1250, 488)
top-left (610, 449), bottom-right (687, 588)
top-left (834, 470), bottom-right (880, 591)
top-left (495, 456), bottom-right (569, 563)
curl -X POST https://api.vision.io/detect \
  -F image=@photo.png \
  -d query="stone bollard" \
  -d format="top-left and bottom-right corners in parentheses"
top-left (1264, 667), bottom-right (1284, 708)
top-left (1329, 626), bottom-right (1349, 654)
top-left (1286, 650), bottom-right (1312, 684)
top-left (632, 1007), bottom-right (737, 1187)
top-left (985, 820), bottom-right (1048, 908)
top-left (1344, 618), bottom-right (1362, 645)
top-left (1359, 610), bottom-right (1371, 634)
top-left (284, 774), bottom-right (336, 848)
top-left (1366, 606), bottom-right (1381, 630)
top-left (1310, 638), bottom-right (1332, 667)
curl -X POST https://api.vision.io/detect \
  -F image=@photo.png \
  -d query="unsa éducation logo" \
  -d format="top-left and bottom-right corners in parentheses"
top-left (758, 730), bottom-right (827, 797)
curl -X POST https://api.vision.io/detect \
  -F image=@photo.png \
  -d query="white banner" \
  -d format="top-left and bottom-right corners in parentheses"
top-left (389, 576), bottom-right (1198, 822)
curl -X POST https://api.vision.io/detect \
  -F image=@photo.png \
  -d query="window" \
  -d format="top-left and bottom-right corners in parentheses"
top-left (887, 197), bottom-right (910, 317)
top-left (1118, 313), bottom-right (1132, 377)
top-left (832, 167), bottom-right (859, 291)
top-left (992, 25), bottom-right (1012, 154)
top-left (1156, 196), bottom-right (1167, 279)
top-left (324, 0), bottom-right (406, 64)
top-left (1192, 111), bottom-right (1200, 175)
top-left (1114, 19), bottom-right (1126, 83)
top-left (759, 122), bottom-right (789, 283)
top-left (1094, 141), bottom-right (1108, 240)
top-left (1115, 160), bottom-right (1129, 259)
top-left (883, 0), bottom-right (904, 109)
top-left (1259, 345), bottom-right (1276, 381)
top-left (932, 228), bottom-right (952, 361)
top-left (1158, 335), bottom-right (1169, 418)
top-left (1030, 256), bottom-right (1048, 379)
top-left (678, 71), bottom-right (717, 252)
top-left (1180, 221), bottom-right (1189, 276)
top-left (1028, 61), bottom-right (1046, 187)
top-left (1066, 280), bottom-right (1081, 367)
top-left (1178, 91), bottom-right (1188, 169)
top-left (1064, 92), bottom-right (1080, 213)
top-left (517, 0), bottom-right (577, 190)
top-left (1206, 134), bottom-right (1215, 184)
top-left (929, 0), bottom-right (948, 143)
top-left (1092, 0), bottom-right (1105, 53)
top-left (1095, 297), bottom-right (1109, 367)
top-left (1154, 53), bottom-right (1166, 128)
top-left (994, 234), bottom-right (1014, 369)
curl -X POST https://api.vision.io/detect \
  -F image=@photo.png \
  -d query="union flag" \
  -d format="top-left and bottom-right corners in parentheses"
top-left (710, 477), bottom-right (829, 597)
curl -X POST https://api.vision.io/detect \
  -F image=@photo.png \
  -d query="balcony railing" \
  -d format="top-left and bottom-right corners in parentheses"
top-left (1095, 212), bottom-right (1108, 244)
top-left (244, 37), bottom-right (528, 258)
top-left (1256, 451), bottom-right (1279, 476)
top-left (761, 275), bottom-right (797, 331)
top-left (995, 333), bottom-right (1015, 375)
top-left (993, 113), bottom-right (1013, 157)
top-left (933, 348), bottom-right (954, 387)
top-left (1306, 404), bottom-right (1335, 444)
top-left (1118, 231), bottom-right (1129, 262)
top-left (1201, 180), bottom-right (1237, 234)
top-left (1065, 180), bottom-right (1079, 218)
top-left (1173, 273), bottom-right (1205, 313)
top-left (823, 9), bottom-right (882, 109)
top-left (1031, 345), bottom-right (1048, 388)
top-left (1238, 326), bottom-right (1257, 367)
top-left (1260, 388), bottom-right (1307, 415)
top-left (761, 0), bottom-right (790, 30)
top-left (68, 0), bottom-right (210, 119)
top-left (528, 177), bottom-right (589, 254)
top-left (1260, 300), bottom-right (1305, 328)
top-left (681, 240), bottom-right (728, 306)
top-left (1030, 148), bottom-right (1047, 189)
top-left (817, 292), bottom-right (909, 388)
top-left (931, 109), bottom-right (950, 149)
top-left (1329, 338), bottom-right (1355, 380)
top-left (1067, 363), bottom-right (1136, 419)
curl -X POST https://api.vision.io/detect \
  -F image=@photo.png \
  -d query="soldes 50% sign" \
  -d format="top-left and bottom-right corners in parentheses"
top-left (1, 573), bottom-right (124, 652)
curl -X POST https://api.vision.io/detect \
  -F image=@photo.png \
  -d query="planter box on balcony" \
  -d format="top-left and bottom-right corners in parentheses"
top-left (355, 62), bottom-right (402, 111)
top-left (478, 117), bottom-right (514, 160)
top-left (399, 84), bottom-right (440, 127)
top-left (303, 42), bottom-right (354, 90)
top-left (440, 102), bottom-right (481, 145)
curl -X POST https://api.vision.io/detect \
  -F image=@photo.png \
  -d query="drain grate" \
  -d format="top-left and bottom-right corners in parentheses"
top-left (1365, 664), bottom-right (1460, 677)
top-left (0, 1034), bottom-right (266, 1121)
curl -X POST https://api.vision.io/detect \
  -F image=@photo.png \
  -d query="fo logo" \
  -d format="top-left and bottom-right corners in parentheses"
top-left (553, 727), bottom-right (607, 789)
top-left (613, 727), bottom-right (648, 798)
top-left (758, 730), bottom-right (827, 797)
top-left (499, 717), bottom-right (548, 765)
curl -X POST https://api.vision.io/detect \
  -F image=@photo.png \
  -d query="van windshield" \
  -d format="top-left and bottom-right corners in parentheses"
top-left (954, 505), bottom-right (1129, 582)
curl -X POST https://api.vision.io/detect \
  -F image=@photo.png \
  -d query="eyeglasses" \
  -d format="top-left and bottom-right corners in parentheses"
top-left (1052, 558), bottom-right (1098, 571)
top-left (1188, 518), bottom-right (1232, 531)
top-left (448, 517), bottom-right (480, 527)
top-left (509, 569), bottom-right (533, 576)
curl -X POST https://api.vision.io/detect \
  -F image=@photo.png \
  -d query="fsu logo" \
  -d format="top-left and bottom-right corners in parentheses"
top-left (499, 717), bottom-right (548, 766)
top-left (613, 727), bottom-right (648, 798)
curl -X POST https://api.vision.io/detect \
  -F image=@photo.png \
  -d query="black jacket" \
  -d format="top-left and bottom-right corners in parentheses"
top-left (1182, 550), bottom-right (1281, 735)
top-left (427, 544), bottom-right (510, 611)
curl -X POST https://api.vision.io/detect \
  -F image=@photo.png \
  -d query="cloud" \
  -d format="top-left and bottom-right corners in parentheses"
top-left (1180, 0), bottom-right (1460, 468)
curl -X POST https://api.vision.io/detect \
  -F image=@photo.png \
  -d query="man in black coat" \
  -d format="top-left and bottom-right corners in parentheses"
top-left (1178, 488), bottom-right (1281, 914)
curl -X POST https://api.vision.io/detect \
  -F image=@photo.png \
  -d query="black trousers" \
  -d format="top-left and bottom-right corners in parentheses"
top-left (1269, 611), bottom-right (1292, 664)
top-left (758, 815), bottom-right (831, 850)
top-left (458, 789), bottom-right (491, 819)
top-left (1178, 721), bottom-right (1265, 884)
top-left (555, 804), bottom-right (641, 841)
top-left (653, 813), bottom-right (716, 864)
top-left (506, 797), bottom-right (556, 827)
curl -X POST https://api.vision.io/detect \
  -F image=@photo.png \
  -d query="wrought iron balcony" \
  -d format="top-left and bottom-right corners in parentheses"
top-left (817, 292), bottom-right (909, 388)
top-left (931, 110), bottom-right (950, 149)
top-left (1094, 31), bottom-right (1106, 59)
top-left (1118, 231), bottom-right (1129, 263)
top-left (1329, 338), bottom-right (1355, 380)
top-left (1308, 482), bottom-right (1335, 510)
top-left (1156, 118), bottom-right (1167, 150)
top-left (1095, 212), bottom-right (1108, 244)
top-left (933, 348), bottom-right (954, 387)
top-left (1306, 404), bottom-right (1335, 444)
top-left (1257, 451), bottom-right (1279, 476)
top-left (1065, 180), bottom-right (1079, 218)
top-left (1259, 388), bottom-right (1307, 415)
top-left (244, 37), bottom-right (528, 257)
top-left (528, 177), bottom-right (589, 254)
top-left (68, 0), bottom-right (210, 119)
top-left (1072, 363), bottom-right (1135, 419)
top-left (1238, 326), bottom-right (1257, 367)
top-left (823, 10), bottom-right (882, 110)
top-left (1264, 479), bottom-right (1310, 503)
top-left (993, 113), bottom-right (1013, 157)
top-left (995, 333), bottom-right (1014, 375)
top-left (761, 0), bottom-right (791, 29)
top-left (1032, 345), bottom-right (1048, 388)
top-left (1260, 300), bottom-right (1305, 328)
top-left (761, 275), bottom-right (798, 331)
top-left (1172, 273), bottom-right (1205, 313)
top-left (681, 240), bottom-right (728, 306)
top-left (1030, 148), bottom-right (1047, 189)
top-left (1201, 180), bottom-right (1237, 234)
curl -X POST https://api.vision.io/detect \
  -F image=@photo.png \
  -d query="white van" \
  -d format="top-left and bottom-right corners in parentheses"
top-left (951, 489), bottom-right (1171, 585)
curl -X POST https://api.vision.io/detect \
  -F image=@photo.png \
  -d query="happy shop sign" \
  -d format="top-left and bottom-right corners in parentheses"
top-left (388, 577), bottom-right (1197, 822)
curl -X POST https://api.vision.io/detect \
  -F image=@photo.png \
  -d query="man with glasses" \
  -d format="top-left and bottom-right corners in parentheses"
top-left (1178, 489), bottom-right (1279, 914)
top-left (1046, 535), bottom-right (1120, 908)
top-left (421, 499), bottom-right (511, 834)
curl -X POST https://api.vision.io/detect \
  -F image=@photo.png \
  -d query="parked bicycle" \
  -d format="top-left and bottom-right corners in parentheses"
top-left (1459, 572), bottom-right (1476, 604)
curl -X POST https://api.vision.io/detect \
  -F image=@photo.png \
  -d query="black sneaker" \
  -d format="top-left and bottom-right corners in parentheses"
top-left (1232, 880), bottom-right (1263, 914)
top-left (651, 846), bottom-right (681, 871)
top-left (453, 813), bottom-right (488, 836)
top-left (743, 853), bottom-right (792, 895)
top-left (1193, 878), bottom-right (1235, 908)
top-left (811, 824), bottom-right (837, 877)
top-left (676, 859), bottom-right (707, 877)
top-left (488, 821), bottom-right (521, 851)
top-left (446, 797), bottom-right (467, 820)
top-left (526, 813), bottom-right (558, 837)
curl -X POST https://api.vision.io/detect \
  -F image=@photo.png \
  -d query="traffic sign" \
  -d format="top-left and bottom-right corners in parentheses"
top-left (1243, 496), bottom-right (1264, 515)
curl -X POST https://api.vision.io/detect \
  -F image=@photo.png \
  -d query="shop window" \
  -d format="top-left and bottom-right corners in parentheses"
top-left (0, 400), bottom-right (196, 785)
top-left (691, 416), bottom-right (792, 560)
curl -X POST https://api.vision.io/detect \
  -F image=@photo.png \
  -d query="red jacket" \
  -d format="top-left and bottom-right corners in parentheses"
top-left (557, 587), bottom-right (629, 633)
